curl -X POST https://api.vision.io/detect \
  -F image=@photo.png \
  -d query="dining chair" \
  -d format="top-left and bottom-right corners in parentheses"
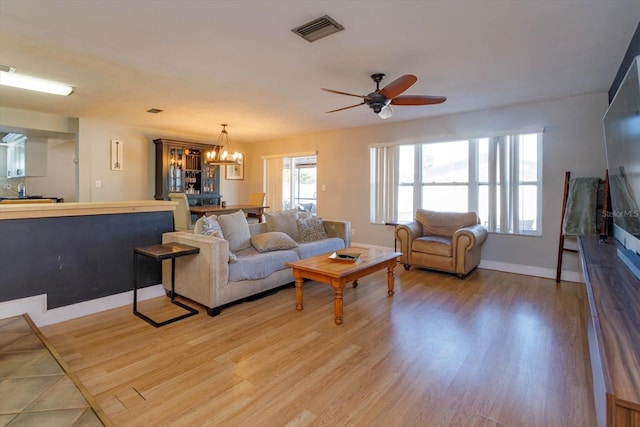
top-left (247, 192), bottom-right (266, 223)
top-left (168, 192), bottom-right (194, 231)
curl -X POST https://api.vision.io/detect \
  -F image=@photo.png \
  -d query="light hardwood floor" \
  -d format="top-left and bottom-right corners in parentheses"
top-left (41, 268), bottom-right (596, 426)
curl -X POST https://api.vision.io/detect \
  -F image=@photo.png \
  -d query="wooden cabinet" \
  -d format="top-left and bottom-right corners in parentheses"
top-left (153, 139), bottom-right (221, 206)
top-left (579, 237), bottom-right (640, 427)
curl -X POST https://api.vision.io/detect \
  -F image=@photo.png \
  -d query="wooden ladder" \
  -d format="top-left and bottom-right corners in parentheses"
top-left (555, 170), bottom-right (610, 282)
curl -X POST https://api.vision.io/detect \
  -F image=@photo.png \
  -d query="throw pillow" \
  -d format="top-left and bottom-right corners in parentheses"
top-left (250, 231), bottom-right (298, 252)
top-left (202, 215), bottom-right (224, 238)
top-left (193, 216), bottom-right (205, 235)
top-left (265, 209), bottom-right (301, 241)
top-left (297, 217), bottom-right (328, 242)
top-left (218, 210), bottom-right (252, 252)
top-left (297, 210), bottom-right (313, 220)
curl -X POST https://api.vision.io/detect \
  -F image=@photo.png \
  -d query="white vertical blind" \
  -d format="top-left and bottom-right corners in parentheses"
top-left (264, 157), bottom-right (283, 212)
top-left (370, 145), bottom-right (398, 223)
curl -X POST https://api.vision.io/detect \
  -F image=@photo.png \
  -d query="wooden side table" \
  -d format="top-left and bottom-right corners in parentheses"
top-left (133, 243), bottom-right (200, 327)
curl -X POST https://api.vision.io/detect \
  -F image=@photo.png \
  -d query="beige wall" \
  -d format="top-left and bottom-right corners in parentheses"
top-left (1, 92), bottom-right (608, 278)
top-left (74, 118), bottom-right (251, 203)
top-left (23, 139), bottom-right (76, 201)
top-left (0, 107), bottom-right (78, 199)
top-left (244, 92), bottom-right (608, 279)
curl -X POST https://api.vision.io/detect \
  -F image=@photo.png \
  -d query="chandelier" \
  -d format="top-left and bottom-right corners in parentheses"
top-left (205, 124), bottom-right (242, 165)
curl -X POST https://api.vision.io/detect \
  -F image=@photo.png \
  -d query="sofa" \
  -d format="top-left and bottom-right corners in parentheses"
top-left (395, 209), bottom-right (487, 278)
top-left (162, 209), bottom-right (351, 316)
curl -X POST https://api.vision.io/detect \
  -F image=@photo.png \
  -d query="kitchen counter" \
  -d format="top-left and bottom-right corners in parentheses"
top-left (0, 196), bottom-right (64, 203)
top-left (0, 200), bottom-right (176, 220)
top-left (1, 200), bottom-right (178, 316)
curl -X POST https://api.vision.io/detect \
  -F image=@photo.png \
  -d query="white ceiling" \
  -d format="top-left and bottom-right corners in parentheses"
top-left (0, 1), bottom-right (639, 143)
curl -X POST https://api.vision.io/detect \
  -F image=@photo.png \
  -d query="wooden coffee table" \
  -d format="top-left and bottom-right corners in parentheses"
top-left (285, 247), bottom-right (401, 325)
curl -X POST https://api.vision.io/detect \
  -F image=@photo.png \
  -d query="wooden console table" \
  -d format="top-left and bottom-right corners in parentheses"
top-left (578, 236), bottom-right (640, 427)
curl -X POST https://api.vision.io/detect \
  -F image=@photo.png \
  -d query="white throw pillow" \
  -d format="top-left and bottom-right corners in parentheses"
top-left (202, 215), bottom-right (224, 238)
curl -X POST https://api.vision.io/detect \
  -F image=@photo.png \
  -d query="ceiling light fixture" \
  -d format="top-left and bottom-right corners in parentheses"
top-left (0, 65), bottom-right (74, 96)
top-left (205, 124), bottom-right (242, 165)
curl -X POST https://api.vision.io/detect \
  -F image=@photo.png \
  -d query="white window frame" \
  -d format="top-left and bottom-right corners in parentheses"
top-left (370, 130), bottom-right (543, 236)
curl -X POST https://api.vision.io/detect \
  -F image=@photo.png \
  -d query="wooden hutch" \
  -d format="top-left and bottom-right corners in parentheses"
top-left (153, 139), bottom-right (222, 206)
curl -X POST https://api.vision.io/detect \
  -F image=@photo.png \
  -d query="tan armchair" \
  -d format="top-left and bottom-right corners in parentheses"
top-left (395, 209), bottom-right (487, 279)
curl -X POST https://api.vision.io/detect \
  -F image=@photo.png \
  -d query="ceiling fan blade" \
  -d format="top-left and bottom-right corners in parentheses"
top-left (325, 102), bottom-right (365, 113)
top-left (379, 74), bottom-right (417, 99)
top-left (391, 95), bottom-right (447, 105)
top-left (378, 105), bottom-right (393, 119)
top-left (321, 88), bottom-right (367, 99)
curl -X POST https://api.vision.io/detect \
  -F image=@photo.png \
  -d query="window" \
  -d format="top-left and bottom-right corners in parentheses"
top-left (370, 131), bottom-right (542, 235)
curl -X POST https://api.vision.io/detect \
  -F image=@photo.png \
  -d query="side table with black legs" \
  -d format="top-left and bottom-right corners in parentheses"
top-left (385, 221), bottom-right (410, 251)
top-left (133, 243), bottom-right (200, 327)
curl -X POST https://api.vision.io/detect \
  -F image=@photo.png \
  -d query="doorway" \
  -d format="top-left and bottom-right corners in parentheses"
top-left (264, 153), bottom-right (317, 215)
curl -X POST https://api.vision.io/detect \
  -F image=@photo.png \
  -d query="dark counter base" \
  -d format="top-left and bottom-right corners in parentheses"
top-left (0, 211), bottom-right (173, 309)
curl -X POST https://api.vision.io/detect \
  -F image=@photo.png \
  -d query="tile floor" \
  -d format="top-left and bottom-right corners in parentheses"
top-left (0, 315), bottom-right (105, 426)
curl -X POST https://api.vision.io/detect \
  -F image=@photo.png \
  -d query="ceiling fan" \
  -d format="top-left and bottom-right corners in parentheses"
top-left (321, 73), bottom-right (446, 119)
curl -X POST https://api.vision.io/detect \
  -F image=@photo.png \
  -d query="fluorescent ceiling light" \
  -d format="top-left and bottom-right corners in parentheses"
top-left (0, 67), bottom-right (74, 96)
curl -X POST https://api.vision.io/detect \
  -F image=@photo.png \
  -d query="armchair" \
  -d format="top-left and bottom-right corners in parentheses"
top-left (395, 209), bottom-right (487, 278)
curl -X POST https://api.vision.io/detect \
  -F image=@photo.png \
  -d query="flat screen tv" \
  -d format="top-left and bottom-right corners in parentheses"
top-left (603, 55), bottom-right (640, 276)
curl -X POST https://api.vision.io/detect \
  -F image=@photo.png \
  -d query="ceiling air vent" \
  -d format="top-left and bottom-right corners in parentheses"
top-left (291, 15), bottom-right (344, 42)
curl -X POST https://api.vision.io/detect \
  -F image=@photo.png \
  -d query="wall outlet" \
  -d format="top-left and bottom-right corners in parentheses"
top-left (3, 184), bottom-right (11, 190)
top-left (95, 180), bottom-right (101, 188)
top-left (352, 228), bottom-right (356, 236)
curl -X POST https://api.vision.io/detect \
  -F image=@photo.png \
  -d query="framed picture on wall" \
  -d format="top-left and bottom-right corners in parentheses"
top-left (225, 162), bottom-right (244, 180)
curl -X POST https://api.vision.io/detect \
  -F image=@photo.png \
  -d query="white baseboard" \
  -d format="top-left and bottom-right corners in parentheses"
top-left (479, 260), bottom-right (581, 283)
top-left (352, 241), bottom-right (582, 283)
top-left (0, 285), bottom-right (166, 327)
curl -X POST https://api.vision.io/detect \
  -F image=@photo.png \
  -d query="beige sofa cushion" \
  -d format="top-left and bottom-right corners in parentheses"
top-left (415, 209), bottom-right (478, 237)
top-left (265, 209), bottom-right (301, 241)
top-left (412, 236), bottom-right (452, 257)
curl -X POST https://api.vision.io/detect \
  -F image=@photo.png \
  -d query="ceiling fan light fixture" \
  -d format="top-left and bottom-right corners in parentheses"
top-left (0, 66), bottom-right (74, 96)
top-left (378, 105), bottom-right (393, 119)
top-left (323, 73), bottom-right (446, 119)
